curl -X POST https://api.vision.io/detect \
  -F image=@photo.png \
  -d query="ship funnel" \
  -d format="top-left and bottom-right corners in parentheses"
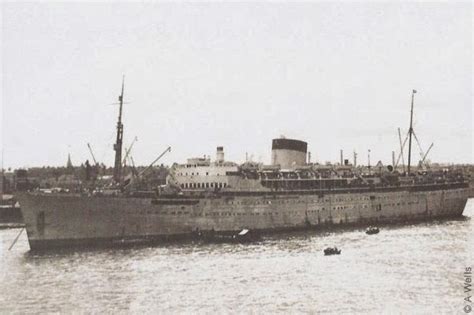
top-left (271, 138), bottom-right (307, 169)
top-left (216, 146), bottom-right (224, 163)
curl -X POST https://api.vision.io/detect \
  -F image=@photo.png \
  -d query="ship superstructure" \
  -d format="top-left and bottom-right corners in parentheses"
top-left (170, 147), bottom-right (238, 191)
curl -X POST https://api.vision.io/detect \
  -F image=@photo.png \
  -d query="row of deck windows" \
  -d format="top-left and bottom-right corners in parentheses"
top-left (131, 206), bottom-right (393, 217)
top-left (181, 182), bottom-right (227, 189)
top-left (139, 198), bottom-right (426, 217)
top-left (182, 164), bottom-right (230, 168)
top-left (178, 172), bottom-right (220, 176)
top-left (200, 198), bottom-right (421, 206)
top-left (221, 198), bottom-right (417, 205)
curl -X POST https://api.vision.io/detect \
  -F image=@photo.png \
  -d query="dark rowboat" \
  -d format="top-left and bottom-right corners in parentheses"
top-left (324, 247), bottom-right (341, 255)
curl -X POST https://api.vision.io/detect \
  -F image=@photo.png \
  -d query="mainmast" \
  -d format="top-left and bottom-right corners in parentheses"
top-left (113, 76), bottom-right (125, 183)
top-left (407, 89), bottom-right (416, 175)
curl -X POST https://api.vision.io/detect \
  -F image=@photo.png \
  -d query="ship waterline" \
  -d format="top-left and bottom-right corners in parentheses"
top-left (16, 87), bottom-right (472, 251)
top-left (18, 184), bottom-right (469, 250)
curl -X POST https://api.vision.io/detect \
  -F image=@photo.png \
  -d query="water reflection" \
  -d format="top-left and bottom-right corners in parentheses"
top-left (0, 200), bottom-right (472, 313)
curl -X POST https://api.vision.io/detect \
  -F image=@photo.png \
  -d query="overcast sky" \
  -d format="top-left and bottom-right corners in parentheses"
top-left (1, 2), bottom-right (472, 169)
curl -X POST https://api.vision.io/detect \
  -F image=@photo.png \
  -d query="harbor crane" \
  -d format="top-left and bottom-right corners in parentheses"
top-left (397, 128), bottom-right (406, 172)
top-left (138, 146), bottom-right (171, 178)
top-left (87, 143), bottom-right (98, 165)
top-left (123, 146), bottom-right (171, 189)
top-left (122, 136), bottom-right (138, 166)
top-left (128, 155), bottom-right (139, 177)
top-left (420, 143), bottom-right (434, 166)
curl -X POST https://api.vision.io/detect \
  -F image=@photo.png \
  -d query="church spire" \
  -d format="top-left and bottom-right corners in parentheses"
top-left (67, 153), bottom-right (73, 169)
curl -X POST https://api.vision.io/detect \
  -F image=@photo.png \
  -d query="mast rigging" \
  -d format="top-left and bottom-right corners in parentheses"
top-left (407, 89), bottom-right (416, 175)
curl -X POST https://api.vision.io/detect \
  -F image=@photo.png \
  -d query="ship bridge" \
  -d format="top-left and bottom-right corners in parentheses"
top-left (168, 147), bottom-right (239, 190)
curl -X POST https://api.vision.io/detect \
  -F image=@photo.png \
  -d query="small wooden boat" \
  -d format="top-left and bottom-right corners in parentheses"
top-left (324, 247), bottom-right (341, 255)
top-left (366, 226), bottom-right (380, 235)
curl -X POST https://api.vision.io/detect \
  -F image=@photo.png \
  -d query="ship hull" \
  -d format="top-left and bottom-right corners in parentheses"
top-left (18, 185), bottom-right (470, 251)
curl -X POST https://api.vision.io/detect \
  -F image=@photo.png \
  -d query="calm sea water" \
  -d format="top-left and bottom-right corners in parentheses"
top-left (1, 200), bottom-right (472, 314)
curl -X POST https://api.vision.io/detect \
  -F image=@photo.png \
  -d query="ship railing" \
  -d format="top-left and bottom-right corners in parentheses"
top-left (217, 181), bottom-right (468, 197)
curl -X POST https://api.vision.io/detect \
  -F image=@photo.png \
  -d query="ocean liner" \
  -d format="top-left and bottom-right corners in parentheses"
top-left (17, 85), bottom-right (471, 250)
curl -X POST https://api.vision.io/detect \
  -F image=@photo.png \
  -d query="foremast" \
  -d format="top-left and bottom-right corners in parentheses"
top-left (113, 76), bottom-right (125, 184)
